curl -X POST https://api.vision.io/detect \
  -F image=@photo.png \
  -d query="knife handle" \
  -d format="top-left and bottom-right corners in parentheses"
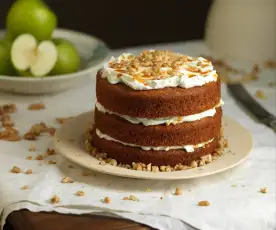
top-left (263, 116), bottom-right (276, 133)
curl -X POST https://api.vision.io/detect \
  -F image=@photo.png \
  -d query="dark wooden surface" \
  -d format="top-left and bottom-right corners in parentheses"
top-left (0, 0), bottom-right (212, 48)
top-left (5, 210), bottom-right (154, 230)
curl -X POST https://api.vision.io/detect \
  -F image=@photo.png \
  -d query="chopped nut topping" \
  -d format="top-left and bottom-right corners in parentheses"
top-left (145, 188), bottom-right (151, 192)
top-left (107, 51), bottom-right (215, 81)
top-left (28, 103), bottom-right (45, 110)
top-left (68, 165), bottom-right (74, 169)
top-left (255, 90), bottom-right (266, 99)
top-left (259, 187), bottom-right (268, 193)
top-left (61, 177), bottom-right (73, 183)
top-left (26, 156), bottom-right (33, 160)
top-left (28, 144), bottom-right (36, 152)
top-left (174, 188), bottom-right (182, 195)
top-left (48, 160), bottom-right (57, 165)
top-left (198, 200), bottom-right (210, 206)
top-left (231, 184), bottom-right (237, 188)
top-left (35, 155), bottom-right (44, 160)
top-left (25, 169), bottom-right (33, 175)
top-left (11, 166), bottom-right (21, 173)
top-left (76, 191), bottom-right (85, 196)
top-left (21, 185), bottom-right (29, 190)
top-left (102, 197), bottom-right (111, 204)
top-left (50, 195), bottom-right (60, 204)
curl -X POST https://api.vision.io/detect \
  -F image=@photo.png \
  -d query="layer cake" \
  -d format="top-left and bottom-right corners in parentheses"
top-left (88, 50), bottom-right (223, 169)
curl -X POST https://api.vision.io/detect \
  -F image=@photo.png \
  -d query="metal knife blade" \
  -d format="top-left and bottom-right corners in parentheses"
top-left (227, 83), bottom-right (276, 133)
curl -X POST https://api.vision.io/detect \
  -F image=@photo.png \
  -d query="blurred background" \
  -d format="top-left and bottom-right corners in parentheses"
top-left (0, 0), bottom-right (213, 49)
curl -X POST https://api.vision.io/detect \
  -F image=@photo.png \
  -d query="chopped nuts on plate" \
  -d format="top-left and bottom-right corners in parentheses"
top-left (28, 103), bottom-right (45, 110)
top-left (11, 166), bottom-right (21, 173)
top-left (50, 195), bottom-right (60, 204)
top-left (259, 187), bottom-right (268, 193)
top-left (198, 201), bottom-right (210, 206)
top-left (75, 191), bottom-right (85, 196)
top-left (61, 177), bottom-right (74, 183)
top-left (102, 197), bottom-right (111, 204)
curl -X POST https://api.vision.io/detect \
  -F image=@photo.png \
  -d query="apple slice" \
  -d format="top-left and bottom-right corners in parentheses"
top-left (11, 34), bottom-right (57, 77)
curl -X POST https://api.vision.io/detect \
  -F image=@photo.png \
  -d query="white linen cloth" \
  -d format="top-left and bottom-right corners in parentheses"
top-left (0, 41), bottom-right (275, 230)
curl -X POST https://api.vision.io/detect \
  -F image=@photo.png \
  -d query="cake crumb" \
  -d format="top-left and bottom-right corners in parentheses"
top-left (102, 197), bottom-right (111, 204)
top-left (25, 169), bottom-right (33, 175)
top-left (198, 200), bottom-right (210, 206)
top-left (123, 197), bottom-right (129, 200)
top-left (174, 188), bottom-right (182, 195)
top-left (61, 177), bottom-right (73, 183)
top-left (255, 90), bottom-right (266, 99)
top-left (28, 103), bottom-right (45, 110)
top-left (11, 166), bottom-right (21, 173)
top-left (76, 191), bottom-right (85, 196)
top-left (26, 156), bottom-right (33, 160)
top-left (48, 160), bottom-right (57, 165)
top-left (50, 195), bottom-right (60, 204)
top-left (28, 144), bottom-right (36, 152)
top-left (21, 185), bottom-right (29, 190)
top-left (259, 187), bottom-right (268, 193)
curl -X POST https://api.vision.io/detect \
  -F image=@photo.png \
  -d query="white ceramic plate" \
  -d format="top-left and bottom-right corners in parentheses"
top-left (54, 111), bottom-right (253, 180)
top-left (0, 29), bottom-right (110, 94)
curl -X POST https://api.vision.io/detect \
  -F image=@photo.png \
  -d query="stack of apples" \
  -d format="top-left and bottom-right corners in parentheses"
top-left (0, 0), bottom-right (80, 77)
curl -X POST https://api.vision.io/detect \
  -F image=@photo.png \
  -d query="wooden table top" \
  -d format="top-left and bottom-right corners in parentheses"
top-left (5, 210), bottom-right (154, 230)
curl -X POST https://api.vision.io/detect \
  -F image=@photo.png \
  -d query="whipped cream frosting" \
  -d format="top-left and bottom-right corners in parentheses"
top-left (96, 100), bottom-right (223, 126)
top-left (96, 129), bottom-right (214, 152)
top-left (101, 51), bottom-right (218, 90)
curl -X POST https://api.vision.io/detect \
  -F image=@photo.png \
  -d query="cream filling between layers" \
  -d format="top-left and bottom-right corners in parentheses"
top-left (96, 100), bottom-right (223, 126)
top-left (96, 129), bottom-right (214, 153)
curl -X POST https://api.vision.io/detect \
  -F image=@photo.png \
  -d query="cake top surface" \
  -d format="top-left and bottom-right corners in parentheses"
top-left (101, 50), bottom-right (218, 90)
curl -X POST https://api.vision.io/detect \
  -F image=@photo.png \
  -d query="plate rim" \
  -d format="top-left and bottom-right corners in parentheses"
top-left (53, 111), bottom-right (253, 180)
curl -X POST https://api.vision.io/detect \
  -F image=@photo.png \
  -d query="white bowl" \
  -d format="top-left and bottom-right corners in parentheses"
top-left (0, 29), bottom-right (110, 94)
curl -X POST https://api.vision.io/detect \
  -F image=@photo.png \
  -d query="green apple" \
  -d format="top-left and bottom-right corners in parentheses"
top-left (11, 34), bottom-right (58, 77)
top-left (0, 39), bottom-right (16, 76)
top-left (6, 0), bottom-right (57, 41)
top-left (50, 38), bottom-right (81, 75)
